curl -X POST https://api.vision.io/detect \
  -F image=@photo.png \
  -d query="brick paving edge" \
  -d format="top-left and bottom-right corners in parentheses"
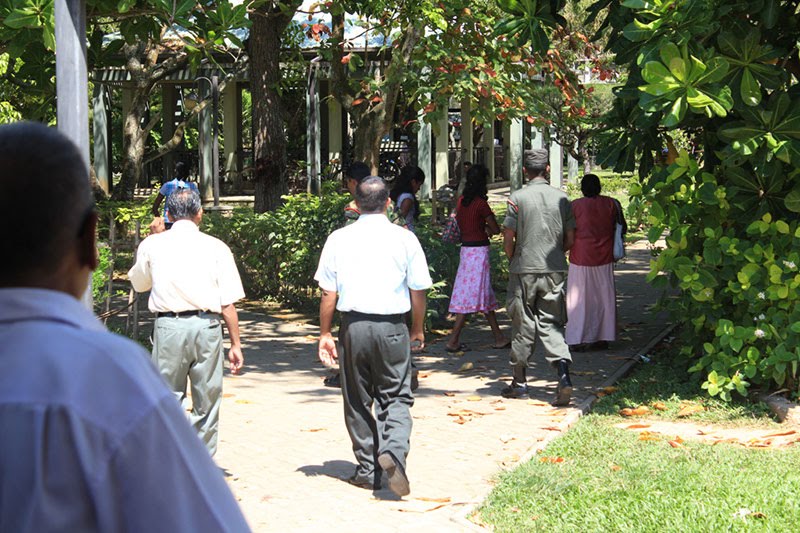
top-left (449, 322), bottom-right (677, 531)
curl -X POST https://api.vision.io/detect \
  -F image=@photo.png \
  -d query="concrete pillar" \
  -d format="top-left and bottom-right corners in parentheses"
top-left (92, 84), bottom-right (111, 193)
top-left (483, 117), bottom-right (495, 180)
top-left (417, 109), bottom-right (432, 200)
top-left (530, 125), bottom-right (543, 150)
top-left (162, 84), bottom-right (177, 182)
top-left (222, 81), bottom-right (240, 190)
top-left (434, 112), bottom-right (449, 190)
top-left (306, 62), bottom-right (321, 195)
top-left (327, 95), bottom-right (343, 168)
top-left (509, 118), bottom-right (523, 191)
top-left (549, 131), bottom-right (564, 189)
top-left (198, 80), bottom-right (213, 202)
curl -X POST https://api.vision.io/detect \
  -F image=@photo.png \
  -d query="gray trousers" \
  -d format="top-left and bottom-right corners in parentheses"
top-left (152, 314), bottom-right (223, 456)
top-left (507, 272), bottom-right (572, 369)
top-left (339, 313), bottom-right (414, 483)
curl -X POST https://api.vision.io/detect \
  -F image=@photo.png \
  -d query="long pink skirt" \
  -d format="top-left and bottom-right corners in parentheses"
top-left (565, 262), bottom-right (617, 345)
top-left (448, 246), bottom-right (498, 314)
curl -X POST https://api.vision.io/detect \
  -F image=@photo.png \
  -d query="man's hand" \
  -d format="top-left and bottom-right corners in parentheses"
top-left (149, 216), bottom-right (166, 234)
top-left (410, 329), bottom-right (425, 353)
top-left (319, 333), bottom-right (338, 367)
top-left (227, 345), bottom-right (244, 374)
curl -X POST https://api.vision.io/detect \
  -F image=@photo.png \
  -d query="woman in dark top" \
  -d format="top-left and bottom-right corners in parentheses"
top-left (446, 165), bottom-right (509, 352)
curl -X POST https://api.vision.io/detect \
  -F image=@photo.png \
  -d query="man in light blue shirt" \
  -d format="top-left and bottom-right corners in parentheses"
top-left (315, 177), bottom-right (432, 497)
top-left (0, 122), bottom-right (250, 532)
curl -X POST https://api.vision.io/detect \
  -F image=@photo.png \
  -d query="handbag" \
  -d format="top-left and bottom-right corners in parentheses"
top-left (441, 211), bottom-right (461, 244)
top-left (612, 200), bottom-right (626, 261)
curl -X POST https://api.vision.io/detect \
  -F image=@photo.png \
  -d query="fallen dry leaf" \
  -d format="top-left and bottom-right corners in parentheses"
top-left (467, 395), bottom-right (482, 402)
top-left (539, 456), bottom-right (564, 463)
top-left (454, 416), bottom-right (468, 424)
top-left (763, 430), bottom-right (796, 438)
top-left (458, 362), bottom-right (474, 372)
top-left (499, 434), bottom-right (515, 443)
top-left (417, 372), bottom-right (430, 379)
top-left (416, 497), bottom-right (451, 503)
top-left (638, 431), bottom-right (660, 441)
top-left (667, 440), bottom-right (683, 448)
top-left (509, 506), bottom-right (521, 513)
top-left (652, 402), bottom-right (667, 411)
top-left (541, 426), bottom-right (561, 431)
top-left (443, 392), bottom-right (456, 397)
top-left (235, 399), bottom-right (253, 404)
top-left (620, 406), bottom-right (650, 417)
top-left (600, 386), bottom-right (619, 394)
top-left (494, 405), bottom-right (507, 411)
top-left (676, 403), bottom-right (705, 417)
top-left (626, 424), bottom-right (651, 429)
top-left (527, 399), bottom-right (550, 406)
top-left (301, 428), bottom-right (327, 432)
top-left (223, 393), bottom-right (236, 398)
top-left (610, 464), bottom-right (622, 471)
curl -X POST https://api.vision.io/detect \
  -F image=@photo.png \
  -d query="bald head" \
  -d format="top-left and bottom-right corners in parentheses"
top-left (355, 176), bottom-right (389, 214)
top-left (0, 122), bottom-right (93, 285)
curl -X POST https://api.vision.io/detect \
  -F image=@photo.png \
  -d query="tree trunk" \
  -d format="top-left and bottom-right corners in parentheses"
top-left (579, 140), bottom-right (592, 174)
top-left (250, 7), bottom-right (295, 212)
top-left (115, 87), bottom-right (150, 200)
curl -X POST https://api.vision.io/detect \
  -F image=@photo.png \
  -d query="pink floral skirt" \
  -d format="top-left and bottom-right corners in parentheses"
top-left (448, 246), bottom-right (498, 314)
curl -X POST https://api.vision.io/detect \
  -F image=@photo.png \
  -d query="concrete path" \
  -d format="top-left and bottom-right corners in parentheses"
top-left (207, 240), bottom-right (666, 532)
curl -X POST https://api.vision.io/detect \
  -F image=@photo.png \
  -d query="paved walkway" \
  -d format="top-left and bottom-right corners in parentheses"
top-left (204, 239), bottom-right (666, 532)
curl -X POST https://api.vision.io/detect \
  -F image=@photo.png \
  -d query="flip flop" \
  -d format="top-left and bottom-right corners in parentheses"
top-left (492, 340), bottom-right (512, 349)
top-left (445, 343), bottom-right (468, 353)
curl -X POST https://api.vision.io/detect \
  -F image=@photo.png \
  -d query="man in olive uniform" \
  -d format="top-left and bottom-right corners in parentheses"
top-left (502, 149), bottom-right (576, 406)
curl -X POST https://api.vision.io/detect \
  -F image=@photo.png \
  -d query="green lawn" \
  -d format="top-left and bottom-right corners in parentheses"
top-left (476, 352), bottom-right (800, 532)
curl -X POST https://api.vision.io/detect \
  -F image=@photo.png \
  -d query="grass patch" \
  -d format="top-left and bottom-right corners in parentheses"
top-left (477, 349), bottom-right (797, 531)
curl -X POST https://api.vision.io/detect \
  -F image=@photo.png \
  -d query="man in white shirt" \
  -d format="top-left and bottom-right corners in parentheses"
top-left (129, 188), bottom-right (245, 456)
top-left (0, 121), bottom-right (249, 532)
top-left (315, 177), bottom-right (432, 497)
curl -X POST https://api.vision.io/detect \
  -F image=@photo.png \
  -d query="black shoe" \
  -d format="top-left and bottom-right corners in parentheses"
top-left (347, 471), bottom-right (381, 490)
top-left (378, 452), bottom-right (410, 497)
top-left (500, 382), bottom-right (529, 399)
top-left (411, 369), bottom-right (419, 391)
top-left (323, 372), bottom-right (341, 388)
top-left (589, 340), bottom-right (609, 351)
top-left (553, 359), bottom-right (572, 406)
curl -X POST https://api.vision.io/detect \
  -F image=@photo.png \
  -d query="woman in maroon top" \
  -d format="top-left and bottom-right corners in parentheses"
top-left (446, 165), bottom-right (509, 352)
top-left (566, 174), bottom-right (626, 351)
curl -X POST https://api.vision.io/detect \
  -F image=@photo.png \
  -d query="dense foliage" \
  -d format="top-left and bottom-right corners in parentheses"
top-left (592, 0), bottom-right (800, 399)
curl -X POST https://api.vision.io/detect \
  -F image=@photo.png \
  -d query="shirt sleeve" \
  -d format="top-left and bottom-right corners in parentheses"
top-left (314, 236), bottom-right (338, 292)
top-left (406, 236), bottom-right (433, 291)
top-left (562, 197), bottom-right (576, 231)
top-left (158, 183), bottom-right (170, 196)
top-left (503, 194), bottom-right (519, 232)
top-left (127, 239), bottom-right (153, 293)
top-left (217, 245), bottom-right (246, 307)
top-left (479, 198), bottom-right (493, 220)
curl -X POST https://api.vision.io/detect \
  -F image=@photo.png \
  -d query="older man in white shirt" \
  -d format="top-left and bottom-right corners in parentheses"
top-left (0, 122), bottom-right (250, 532)
top-left (129, 188), bottom-right (245, 456)
top-left (315, 176), bottom-right (432, 497)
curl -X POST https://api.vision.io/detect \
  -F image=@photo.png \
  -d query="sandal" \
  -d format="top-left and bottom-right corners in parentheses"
top-left (445, 343), bottom-right (468, 353)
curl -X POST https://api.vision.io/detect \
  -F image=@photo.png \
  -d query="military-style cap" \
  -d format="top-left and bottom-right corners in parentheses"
top-left (523, 149), bottom-right (549, 170)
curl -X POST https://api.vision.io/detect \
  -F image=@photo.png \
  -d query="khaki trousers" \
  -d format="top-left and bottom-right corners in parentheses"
top-left (507, 272), bottom-right (572, 369)
top-left (152, 314), bottom-right (223, 456)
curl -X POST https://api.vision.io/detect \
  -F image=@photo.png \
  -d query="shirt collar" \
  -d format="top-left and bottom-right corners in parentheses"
top-left (356, 213), bottom-right (389, 223)
top-left (170, 219), bottom-right (200, 231)
top-left (0, 287), bottom-right (106, 332)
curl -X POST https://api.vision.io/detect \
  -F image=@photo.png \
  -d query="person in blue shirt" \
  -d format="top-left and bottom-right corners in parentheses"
top-left (151, 161), bottom-right (199, 232)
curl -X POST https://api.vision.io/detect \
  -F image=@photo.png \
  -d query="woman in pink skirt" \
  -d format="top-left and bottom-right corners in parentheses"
top-left (566, 174), bottom-right (626, 351)
top-left (446, 165), bottom-right (509, 352)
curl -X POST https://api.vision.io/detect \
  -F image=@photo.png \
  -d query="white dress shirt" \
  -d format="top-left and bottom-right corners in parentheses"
top-left (0, 288), bottom-right (250, 532)
top-left (315, 213), bottom-right (433, 314)
top-left (128, 219), bottom-right (245, 313)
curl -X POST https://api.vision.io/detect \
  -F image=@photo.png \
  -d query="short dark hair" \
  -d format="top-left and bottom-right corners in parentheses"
top-left (355, 176), bottom-right (389, 214)
top-left (166, 188), bottom-right (202, 221)
top-left (346, 162), bottom-right (370, 183)
top-left (174, 161), bottom-right (190, 181)
top-left (0, 122), bottom-right (91, 280)
top-left (581, 173), bottom-right (602, 197)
